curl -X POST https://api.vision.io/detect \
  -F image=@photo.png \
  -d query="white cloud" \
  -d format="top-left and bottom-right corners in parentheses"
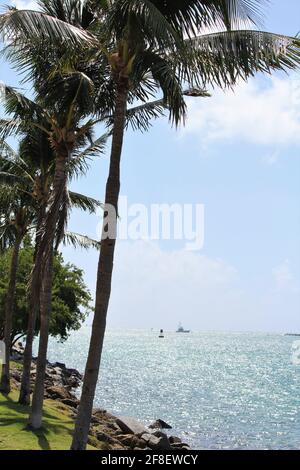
top-left (183, 75), bottom-right (300, 147)
top-left (62, 240), bottom-right (300, 332)
top-left (10, 1), bottom-right (39, 10)
top-left (108, 240), bottom-right (245, 330)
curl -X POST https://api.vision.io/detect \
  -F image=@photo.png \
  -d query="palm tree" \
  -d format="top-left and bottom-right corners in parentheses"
top-left (0, 141), bottom-right (39, 393)
top-left (0, 77), bottom-right (103, 406)
top-left (1, 0), bottom-right (300, 448)
top-left (0, 132), bottom-right (102, 399)
top-left (0, 197), bottom-right (28, 393)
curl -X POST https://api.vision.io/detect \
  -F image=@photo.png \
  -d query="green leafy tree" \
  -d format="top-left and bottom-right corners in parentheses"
top-left (0, 245), bottom-right (93, 345)
top-left (0, 141), bottom-right (40, 393)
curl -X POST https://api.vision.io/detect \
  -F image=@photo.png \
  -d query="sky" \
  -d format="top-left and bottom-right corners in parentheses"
top-left (0, 0), bottom-right (300, 332)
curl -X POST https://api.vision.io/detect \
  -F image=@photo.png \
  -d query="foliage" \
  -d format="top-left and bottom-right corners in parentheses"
top-left (0, 245), bottom-right (93, 343)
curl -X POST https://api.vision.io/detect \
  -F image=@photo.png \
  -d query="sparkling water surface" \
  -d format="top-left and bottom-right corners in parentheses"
top-left (37, 329), bottom-right (300, 449)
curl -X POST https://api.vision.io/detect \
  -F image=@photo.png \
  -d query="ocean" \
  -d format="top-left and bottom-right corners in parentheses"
top-left (39, 329), bottom-right (300, 450)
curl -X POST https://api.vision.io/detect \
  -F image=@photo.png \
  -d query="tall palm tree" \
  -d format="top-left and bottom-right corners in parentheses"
top-left (1, 0), bottom-right (300, 448)
top-left (0, 132), bottom-right (101, 398)
top-left (0, 77), bottom-right (103, 406)
top-left (0, 142), bottom-right (39, 393)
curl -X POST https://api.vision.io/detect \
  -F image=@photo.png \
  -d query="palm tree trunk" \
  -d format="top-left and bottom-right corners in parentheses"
top-left (0, 234), bottom-right (22, 393)
top-left (28, 251), bottom-right (53, 428)
top-left (19, 207), bottom-right (45, 405)
top-left (71, 78), bottom-right (129, 450)
top-left (19, 151), bottom-right (68, 405)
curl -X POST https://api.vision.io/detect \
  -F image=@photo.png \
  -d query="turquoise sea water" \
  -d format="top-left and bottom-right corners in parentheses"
top-left (41, 329), bottom-right (300, 450)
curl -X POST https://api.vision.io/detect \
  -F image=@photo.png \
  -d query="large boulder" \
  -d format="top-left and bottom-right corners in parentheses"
top-left (46, 385), bottom-right (72, 400)
top-left (118, 434), bottom-right (147, 449)
top-left (95, 430), bottom-right (127, 450)
top-left (171, 442), bottom-right (191, 450)
top-left (52, 362), bottom-right (66, 369)
top-left (169, 435), bottom-right (182, 444)
top-left (60, 398), bottom-right (79, 409)
top-left (140, 431), bottom-right (171, 450)
top-left (116, 416), bottom-right (148, 436)
top-left (149, 419), bottom-right (172, 430)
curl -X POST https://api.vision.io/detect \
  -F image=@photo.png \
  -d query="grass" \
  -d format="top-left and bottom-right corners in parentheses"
top-left (0, 362), bottom-right (102, 450)
top-left (0, 389), bottom-right (79, 450)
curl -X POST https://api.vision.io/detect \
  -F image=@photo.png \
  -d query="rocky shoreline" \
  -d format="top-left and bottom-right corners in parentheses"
top-left (11, 343), bottom-right (191, 451)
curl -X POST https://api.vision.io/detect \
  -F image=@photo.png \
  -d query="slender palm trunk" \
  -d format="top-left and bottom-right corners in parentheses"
top-left (71, 78), bottom-right (129, 450)
top-left (28, 252), bottom-right (53, 428)
top-left (0, 234), bottom-right (22, 393)
top-left (19, 152), bottom-right (68, 405)
top-left (19, 208), bottom-right (45, 405)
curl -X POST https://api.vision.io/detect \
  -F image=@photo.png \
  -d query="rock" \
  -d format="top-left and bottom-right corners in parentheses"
top-left (92, 408), bottom-right (107, 417)
top-left (169, 435), bottom-right (182, 444)
top-left (117, 435), bottom-right (146, 449)
top-left (116, 417), bottom-right (148, 436)
top-left (140, 432), bottom-right (171, 450)
top-left (149, 419), bottom-right (172, 430)
top-left (96, 431), bottom-right (127, 449)
top-left (141, 431), bottom-right (171, 450)
top-left (104, 412), bottom-right (119, 421)
top-left (65, 376), bottom-right (81, 388)
top-left (91, 415), bottom-right (103, 424)
top-left (118, 434), bottom-right (135, 447)
top-left (171, 442), bottom-right (190, 449)
top-left (140, 433), bottom-right (159, 447)
top-left (11, 351), bottom-right (23, 360)
top-left (60, 398), bottom-right (79, 409)
top-left (64, 368), bottom-right (82, 379)
top-left (11, 370), bottom-right (21, 382)
top-left (152, 430), bottom-right (171, 450)
top-left (52, 362), bottom-right (66, 369)
top-left (46, 385), bottom-right (72, 400)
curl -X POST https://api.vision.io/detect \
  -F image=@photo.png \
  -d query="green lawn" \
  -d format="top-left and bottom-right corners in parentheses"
top-left (0, 389), bottom-right (78, 450)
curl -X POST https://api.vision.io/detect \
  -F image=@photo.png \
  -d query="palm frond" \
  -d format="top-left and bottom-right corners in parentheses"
top-left (124, 98), bottom-right (166, 132)
top-left (72, 131), bottom-right (110, 161)
top-left (0, 139), bottom-right (18, 159)
top-left (0, 118), bottom-right (24, 139)
top-left (0, 171), bottom-right (28, 187)
top-left (0, 7), bottom-right (96, 48)
top-left (0, 223), bottom-right (16, 252)
top-left (151, 0), bottom-right (267, 34)
top-left (135, 51), bottom-right (186, 126)
top-left (69, 191), bottom-right (104, 213)
top-left (182, 31), bottom-right (300, 89)
top-left (0, 85), bottom-right (46, 120)
top-left (108, 0), bottom-right (182, 50)
top-left (63, 231), bottom-right (101, 250)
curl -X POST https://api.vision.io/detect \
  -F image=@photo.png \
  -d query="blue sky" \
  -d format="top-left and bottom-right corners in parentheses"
top-left (1, 0), bottom-right (300, 332)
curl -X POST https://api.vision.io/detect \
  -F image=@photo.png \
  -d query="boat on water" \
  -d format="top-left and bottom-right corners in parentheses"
top-left (159, 329), bottom-right (164, 338)
top-left (176, 323), bottom-right (190, 333)
top-left (284, 333), bottom-right (300, 337)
